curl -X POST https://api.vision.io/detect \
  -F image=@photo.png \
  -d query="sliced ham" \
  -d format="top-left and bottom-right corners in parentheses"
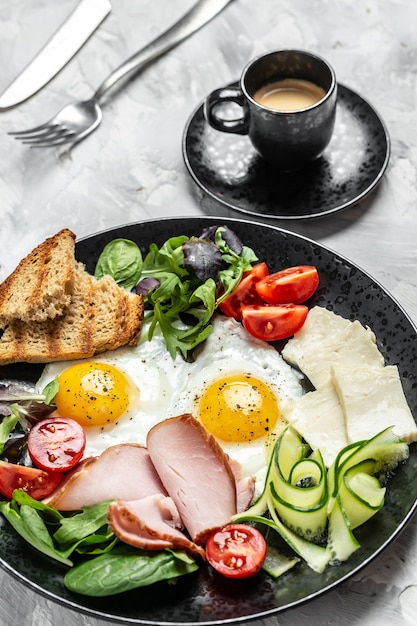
top-left (146, 414), bottom-right (237, 544)
top-left (228, 458), bottom-right (256, 513)
top-left (107, 494), bottom-right (205, 558)
top-left (43, 444), bottom-right (166, 511)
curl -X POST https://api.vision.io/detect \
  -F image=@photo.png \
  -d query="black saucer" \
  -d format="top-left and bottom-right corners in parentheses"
top-left (182, 83), bottom-right (390, 220)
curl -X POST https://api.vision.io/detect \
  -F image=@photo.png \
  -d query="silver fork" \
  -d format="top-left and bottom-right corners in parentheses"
top-left (9, 0), bottom-right (233, 148)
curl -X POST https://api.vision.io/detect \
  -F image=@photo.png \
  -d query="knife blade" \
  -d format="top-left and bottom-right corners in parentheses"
top-left (0, 0), bottom-right (111, 111)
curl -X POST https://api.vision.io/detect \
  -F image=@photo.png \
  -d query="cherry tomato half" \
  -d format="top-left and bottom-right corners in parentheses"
top-left (0, 460), bottom-right (63, 500)
top-left (241, 304), bottom-right (308, 341)
top-left (28, 417), bottom-right (86, 473)
top-left (219, 262), bottom-right (269, 321)
top-left (256, 265), bottom-right (319, 305)
top-left (205, 523), bottom-right (267, 579)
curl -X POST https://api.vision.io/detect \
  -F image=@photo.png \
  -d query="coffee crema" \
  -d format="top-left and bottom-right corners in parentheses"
top-left (253, 78), bottom-right (326, 111)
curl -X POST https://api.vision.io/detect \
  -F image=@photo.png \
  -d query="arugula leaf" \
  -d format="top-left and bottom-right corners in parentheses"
top-left (64, 545), bottom-right (198, 596)
top-left (141, 236), bottom-right (189, 277)
top-left (95, 238), bottom-right (143, 290)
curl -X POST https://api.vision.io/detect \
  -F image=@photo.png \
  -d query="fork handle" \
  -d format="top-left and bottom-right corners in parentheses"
top-left (93, 0), bottom-right (233, 103)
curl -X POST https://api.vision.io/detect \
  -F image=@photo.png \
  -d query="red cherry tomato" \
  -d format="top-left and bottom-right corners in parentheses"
top-left (0, 460), bottom-right (63, 500)
top-left (219, 262), bottom-right (269, 320)
top-left (241, 304), bottom-right (308, 341)
top-left (256, 265), bottom-right (319, 305)
top-left (28, 417), bottom-right (86, 473)
top-left (205, 523), bottom-right (267, 579)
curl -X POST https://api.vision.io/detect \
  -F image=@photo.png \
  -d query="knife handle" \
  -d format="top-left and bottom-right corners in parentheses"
top-left (93, 0), bottom-right (232, 103)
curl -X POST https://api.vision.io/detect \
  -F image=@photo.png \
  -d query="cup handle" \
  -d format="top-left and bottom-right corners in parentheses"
top-left (203, 86), bottom-right (249, 135)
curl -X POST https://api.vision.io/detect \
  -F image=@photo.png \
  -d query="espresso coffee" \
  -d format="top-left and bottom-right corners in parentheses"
top-left (253, 78), bottom-right (326, 111)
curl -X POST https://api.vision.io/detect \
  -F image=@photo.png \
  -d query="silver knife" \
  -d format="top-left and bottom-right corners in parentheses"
top-left (0, 0), bottom-right (111, 111)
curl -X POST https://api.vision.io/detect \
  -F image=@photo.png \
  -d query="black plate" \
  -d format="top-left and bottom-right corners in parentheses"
top-left (183, 84), bottom-right (390, 219)
top-left (1, 216), bottom-right (416, 625)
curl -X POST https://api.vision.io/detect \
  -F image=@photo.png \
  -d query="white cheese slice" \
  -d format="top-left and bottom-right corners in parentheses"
top-left (331, 364), bottom-right (417, 444)
top-left (282, 306), bottom-right (385, 389)
top-left (281, 379), bottom-right (348, 468)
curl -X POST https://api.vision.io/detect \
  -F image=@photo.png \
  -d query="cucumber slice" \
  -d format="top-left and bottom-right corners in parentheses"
top-left (339, 461), bottom-right (386, 529)
top-left (236, 508), bottom-right (331, 574)
top-left (276, 426), bottom-right (307, 480)
top-left (330, 427), bottom-right (408, 498)
top-left (270, 480), bottom-right (328, 541)
top-left (327, 494), bottom-right (360, 564)
top-left (235, 425), bottom-right (410, 576)
top-left (262, 545), bottom-right (300, 578)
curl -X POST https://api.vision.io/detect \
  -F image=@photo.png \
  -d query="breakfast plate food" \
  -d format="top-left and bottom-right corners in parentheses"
top-left (1, 216), bottom-right (417, 624)
top-left (183, 85), bottom-right (390, 219)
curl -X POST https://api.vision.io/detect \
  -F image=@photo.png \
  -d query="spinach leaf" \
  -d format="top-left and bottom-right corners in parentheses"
top-left (64, 545), bottom-right (198, 596)
top-left (54, 500), bottom-right (111, 544)
top-left (0, 495), bottom-right (72, 566)
top-left (12, 488), bottom-right (63, 517)
top-left (54, 500), bottom-right (117, 556)
top-left (94, 238), bottom-right (143, 290)
top-left (0, 491), bottom-right (200, 595)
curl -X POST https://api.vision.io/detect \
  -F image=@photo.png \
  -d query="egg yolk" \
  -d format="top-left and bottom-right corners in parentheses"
top-left (198, 374), bottom-right (279, 443)
top-left (54, 362), bottom-right (136, 428)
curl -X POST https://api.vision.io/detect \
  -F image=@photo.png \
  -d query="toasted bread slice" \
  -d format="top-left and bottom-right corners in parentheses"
top-left (0, 263), bottom-right (144, 365)
top-left (0, 229), bottom-right (76, 325)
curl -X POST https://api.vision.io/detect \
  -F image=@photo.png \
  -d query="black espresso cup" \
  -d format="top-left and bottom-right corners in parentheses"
top-left (204, 49), bottom-right (337, 170)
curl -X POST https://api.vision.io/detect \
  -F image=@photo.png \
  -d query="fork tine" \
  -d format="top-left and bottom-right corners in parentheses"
top-left (30, 139), bottom-right (74, 149)
top-left (9, 98), bottom-right (101, 147)
top-left (26, 131), bottom-right (77, 148)
top-left (11, 125), bottom-right (60, 142)
top-left (14, 124), bottom-right (74, 144)
top-left (8, 122), bottom-right (56, 136)
top-left (20, 126), bottom-right (69, 142)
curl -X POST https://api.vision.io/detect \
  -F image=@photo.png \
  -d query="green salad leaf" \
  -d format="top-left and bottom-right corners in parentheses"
top-left (53, 500), bottom-right (117, 557)
top-left (42, 377), bottom-right (59, 405)
top-left (0, 490), bottom-right (71, 566)
top-left (64, 546), bottom-right (198, 596)
top-left (94, 226), bottom-right (258, 358)
top-left (94, 238), bottom-right (143, 290)
top-left (0, 490), bottom-right (198, 595)
top-left (0, 413), bottom-right (19, 455)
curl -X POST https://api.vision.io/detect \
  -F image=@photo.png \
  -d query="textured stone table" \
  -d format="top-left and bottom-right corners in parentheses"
top-left (1, 0), bottom-right (417, 624)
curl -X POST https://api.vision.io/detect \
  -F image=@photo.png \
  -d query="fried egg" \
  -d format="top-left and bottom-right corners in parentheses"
top-left (36, 315), bottom-right (303, 496)
top-left (36, 330), bottom-right (194, 456)
top-left (171, 316), bottom-right (303, 497)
